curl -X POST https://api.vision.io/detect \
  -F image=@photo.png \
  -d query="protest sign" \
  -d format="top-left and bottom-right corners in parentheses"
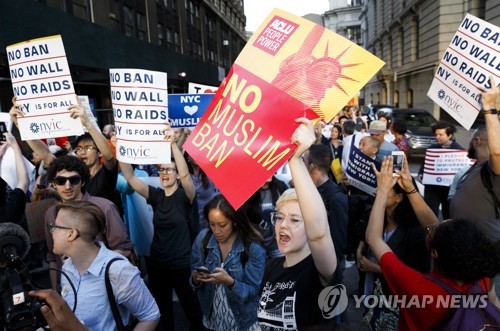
top-left (110, 68), bottom-right (170, 164)
top-left (184, 9), bottom-right (384, 208)
top-left (427, 14), bottom-right (500, 130)
top-left (117, 174), bottom-right (157, 256)
top-left (168, 94), bottom-right (214, 129)
top-left (6, 35), bottom-right (84, 140)
top-left (345, 138), bottom-right (379, 196)
top-left (422, 149), bottom-right (473, 186)
top-left (78, 95), bottom-right (99, 131)
top-left (0, 147), bottom-right (36, 194)
top-left (188, 82), bottom-right (218, 94)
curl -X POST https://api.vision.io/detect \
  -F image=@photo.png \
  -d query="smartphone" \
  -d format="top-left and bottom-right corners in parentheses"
top-left (0, 122), bottom-right (7, 141)
top-left (194, 267), bottom-right (211, 274)
top-left (392, 151), bottom-right (404, 172)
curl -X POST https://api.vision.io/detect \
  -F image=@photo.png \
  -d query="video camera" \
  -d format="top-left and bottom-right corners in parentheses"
top-left (0, 223), bottom-right (47, 331)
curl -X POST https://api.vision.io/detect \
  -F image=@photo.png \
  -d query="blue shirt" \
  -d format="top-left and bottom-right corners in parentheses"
top-left (61, 242), bottom-right (160, 330)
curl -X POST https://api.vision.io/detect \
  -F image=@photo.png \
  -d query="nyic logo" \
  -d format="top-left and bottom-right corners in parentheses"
top-left (318, 284), bottom-right (349, 319)
top-left (438, 89), bottom-right (446, 100)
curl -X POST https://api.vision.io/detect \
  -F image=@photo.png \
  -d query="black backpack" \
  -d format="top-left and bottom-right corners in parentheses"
top-left (202, 230), bottom-right (250, 267)
top-left (175, 197), bottom-right (200, 244)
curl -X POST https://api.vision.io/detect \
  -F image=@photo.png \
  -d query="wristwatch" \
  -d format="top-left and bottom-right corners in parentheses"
top-left (482, 109), bottom-right (498, 115)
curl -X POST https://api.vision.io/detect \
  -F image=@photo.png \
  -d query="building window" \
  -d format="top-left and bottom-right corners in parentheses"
top-left (124, 6), bottom-right (135, 37)
top-left (394, 90), bottom-right (399, 108)
top-left (411, 18), bottom-right (419, 61)
top-left (137, 13), bottom-right (147, 40)
top-left (370, 93), bottom-right (374, 104)
top-left (376, 92), bottom-right (380, 104)
top-left (346, 26), bottom-right (361, 45)
top-left (407, 89), bottom-right (413, 108)
top-left (158, 23), bottom-right (165, 46)
top-left (72, 0), bottom-right (89, 20)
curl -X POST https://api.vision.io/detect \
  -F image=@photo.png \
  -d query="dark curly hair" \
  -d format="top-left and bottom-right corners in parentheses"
top-left (46, 155), bottom-right (91, 191)
top-left (431, 218), bottom-right (500, 282)
top-left (431, 121), bottom-right (457, 136)
top-left (204, 194), bottom-right (263, 246)
top-left (391, 118), bottom-right (408, 135)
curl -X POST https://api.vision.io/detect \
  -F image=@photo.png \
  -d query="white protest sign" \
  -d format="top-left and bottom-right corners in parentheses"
top-left (422, 149), bottom-right (473, 186)
top-left (78, 95), bottom-right (99, 131)
top-left (6, 35), bottom-right (84, 140)
top-left (0, 147), bottom-right (36, 194)
top-left (110, 68), bottom-right (170, 164)
top-left (188, 82), bottom-right (218, 94)
top-left (427, 14), bottom-right (500, 130)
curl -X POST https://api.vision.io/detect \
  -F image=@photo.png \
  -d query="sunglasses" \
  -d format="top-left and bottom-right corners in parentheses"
top-left (53, 175), bottom-right (82, 186)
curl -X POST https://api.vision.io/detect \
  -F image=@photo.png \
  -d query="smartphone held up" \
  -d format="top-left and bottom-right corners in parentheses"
top-left (392, 151), bottom-right (404, 173)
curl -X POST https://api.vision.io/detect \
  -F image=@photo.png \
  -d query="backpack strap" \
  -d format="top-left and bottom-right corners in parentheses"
top-left (105, 257), bottom-right (127, 331)
top-left (480, 162), bottom-right (500, 219)
top-left (425, 275), bottom-right (461, 295)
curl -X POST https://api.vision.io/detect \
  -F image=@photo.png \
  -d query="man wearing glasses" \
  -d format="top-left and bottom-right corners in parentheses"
top-left (44, 155), bottom-right (133, 290)
top-left (9, 98), bottom-right (123, 216)
top-left (49, 200), bottom-right (159, 331)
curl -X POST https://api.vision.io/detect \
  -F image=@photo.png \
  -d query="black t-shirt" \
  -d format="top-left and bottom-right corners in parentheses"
top-left (147, 186), bottom-right (192, 268)
top-left (85, 164), bottom-right (124, 217)
top-left (258, 255), bottom-right (330, 330)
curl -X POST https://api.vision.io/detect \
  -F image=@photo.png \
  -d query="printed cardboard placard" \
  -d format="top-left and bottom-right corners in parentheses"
top-left (345, 137), bottom-right (379, 196)
top-left (188, 82), bottom-right (218, 94)
top-left (110, 68), bottom-right (170, 164)
top-left (422, 149), bottom-right (474, 186)
top-left (184, 9), bottom-right (384, 209)
top-left (6, 35), bottom-right (83, 139)
top-left (78, 95), bottom-right (99, 132)
top-left (427, 14), bottom-right (500, 130)
top-left (168, 94), bottom-right (214, 129)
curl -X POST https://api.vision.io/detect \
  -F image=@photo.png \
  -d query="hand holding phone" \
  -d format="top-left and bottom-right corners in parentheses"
top-left (194, 267), bottom-right (211, 274)
top-left (392, 151), bottom-right (404, 173)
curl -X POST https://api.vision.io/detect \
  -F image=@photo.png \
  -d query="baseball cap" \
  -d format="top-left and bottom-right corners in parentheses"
top-left (368, 120), bottom-right (387, 134)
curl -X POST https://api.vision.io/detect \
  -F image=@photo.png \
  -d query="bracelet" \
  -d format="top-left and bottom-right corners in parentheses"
top-left (482, 109), bottom-right (498, 115)
top-left (405, 187), bottom-right (418, 195)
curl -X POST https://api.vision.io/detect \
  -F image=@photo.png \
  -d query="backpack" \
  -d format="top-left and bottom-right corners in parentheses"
top-left (202, 230), bottom-right (250, 267)
top-left (426, 276), bottom-right (500, 331)
top-left (176, 197), bottom-right (200, 244)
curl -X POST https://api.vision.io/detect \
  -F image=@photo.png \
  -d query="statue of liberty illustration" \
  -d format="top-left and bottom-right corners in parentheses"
top-left (272, 24), bottom-right (360, 120)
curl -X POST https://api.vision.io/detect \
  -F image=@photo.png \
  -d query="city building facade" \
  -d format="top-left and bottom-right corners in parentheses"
top-left (323, 0), bottom-right (363, 46)
top-left (0, 0), bottom-right (246, 124)
top-left (360, 0), bottom-right (500, 120)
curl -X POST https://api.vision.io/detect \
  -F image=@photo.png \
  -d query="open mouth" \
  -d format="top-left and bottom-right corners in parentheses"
top-left (279, 232), bottom-right (290, 244)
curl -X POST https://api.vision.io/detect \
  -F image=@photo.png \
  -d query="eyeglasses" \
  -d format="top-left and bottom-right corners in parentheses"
top-left (158, 168), bottom-right (176, 174)
top-left (48, 222), bottom-right (77, 234)
top-left (53, 175), bottom-right (82, 186)
top-left (270, 212), bottom-right (303, 228)
top-left (75, 146), bottom-right (97, 153)
top-left (425, 223), bottom-right (439, 238)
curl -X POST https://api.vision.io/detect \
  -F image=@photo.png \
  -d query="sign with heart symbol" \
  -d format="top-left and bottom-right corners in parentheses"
top-left (184, 105), bottom-right (198, 116)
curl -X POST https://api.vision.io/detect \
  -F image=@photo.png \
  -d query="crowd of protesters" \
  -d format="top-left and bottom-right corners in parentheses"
top-left (0, 77), bottom-right (499, 331)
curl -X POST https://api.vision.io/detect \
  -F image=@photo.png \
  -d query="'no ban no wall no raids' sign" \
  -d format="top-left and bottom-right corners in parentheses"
top-left (6, 35), bottom-right (84, 140)
top-left (110, 68), bottom-right (171, 164)
top-left (184, 9), bottom-right (384, 209)
top-left (427, 14), bottom-right (500, 130)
